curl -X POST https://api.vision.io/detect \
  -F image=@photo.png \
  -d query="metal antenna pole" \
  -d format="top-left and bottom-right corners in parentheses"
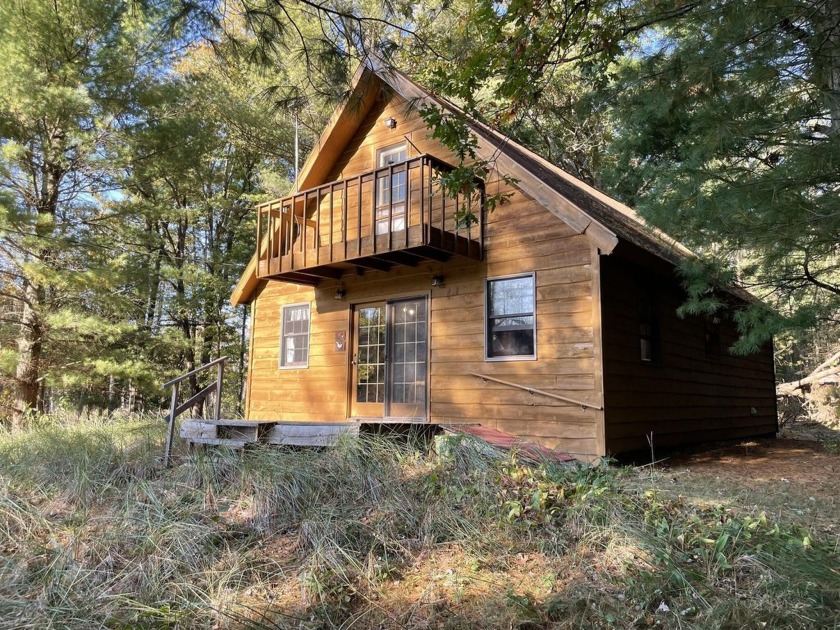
top-left (294, 112), bottom-right (300, 193)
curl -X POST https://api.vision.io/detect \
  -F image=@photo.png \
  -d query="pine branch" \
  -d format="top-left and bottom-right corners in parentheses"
top-left (289, 0), bottom-right (449, 61)
top-left (803, 257), bottom-right (840, 296)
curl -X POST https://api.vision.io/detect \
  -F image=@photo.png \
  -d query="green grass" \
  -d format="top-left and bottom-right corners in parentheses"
top-left (0, 415), bottom-right (838, 628)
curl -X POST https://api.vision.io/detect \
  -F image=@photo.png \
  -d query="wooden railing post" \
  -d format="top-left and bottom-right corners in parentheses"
top-left (357, 179), bottom-right (362, 257)
top-left (302, 192), bottom-right (308, 268)
top-left (440, 166), bottom-right (446, 235)
top-left (420, 158), bottom-right (425, 241)
top-left (329, 185), bottom-right (334, 262)
top-left (387, 164), bottom-right (394, 251)
top-left (290, 199), bottom-right (296, 270)
top-left (467, 191), bottom-right (472, 241)
top-left (342, 179), bottom-right (348, 260)
top-left (480, 183), bottom-right (486, 258)
top-left (405, 163), bottom-right (411, 247)
top-left (371, 174), bottom-right (377, 253)
top-left (256, 205), bottom-right (263, 274)
top-left (315, 188), bottom-right (321, 265)
top-left (163, 382), bottom-right (179, 468)
top-left (267, 209), bottom-right (274, 275)
top-left (214, 360), bottom-right (223, 421)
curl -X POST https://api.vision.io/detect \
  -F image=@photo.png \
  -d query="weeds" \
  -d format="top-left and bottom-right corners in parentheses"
top-left (0, 415), bottom-right (838, 628)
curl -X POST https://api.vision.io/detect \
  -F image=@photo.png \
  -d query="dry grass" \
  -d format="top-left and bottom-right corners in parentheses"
top-left (630, 437), bottom-right (840, 537)
top-left (0, 414), bottom-right (839, 629)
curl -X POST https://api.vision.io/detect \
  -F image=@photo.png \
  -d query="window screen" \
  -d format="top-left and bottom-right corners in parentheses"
top-left (280, 303), bottom-right (310, 368)
top-left (486, 274), bottom-right (536, 359)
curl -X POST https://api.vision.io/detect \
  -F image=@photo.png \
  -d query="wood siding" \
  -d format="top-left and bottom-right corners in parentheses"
top-left (245, 89), bottom-right (604, 457)
top-left (600, 251), bottom-right (778, 454)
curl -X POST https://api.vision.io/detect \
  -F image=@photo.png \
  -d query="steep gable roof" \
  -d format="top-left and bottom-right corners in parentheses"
top-left (231, 58), bottom-right (694, 306)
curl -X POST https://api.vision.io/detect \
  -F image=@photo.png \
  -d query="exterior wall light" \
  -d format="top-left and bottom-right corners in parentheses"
top-left (334, 288), bottom-right (346, 301)
top-left (431, 275), bottom-right (444, 287)
top-left (384, 117), bottom-right (397, 129)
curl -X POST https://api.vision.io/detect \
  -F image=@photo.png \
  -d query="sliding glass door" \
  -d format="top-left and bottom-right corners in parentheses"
top-left (350, 297), bottom-right (427, 419)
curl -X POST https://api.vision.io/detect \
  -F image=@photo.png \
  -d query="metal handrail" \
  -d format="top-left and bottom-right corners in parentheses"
top-left (467, 372), bottom-right (603, 411)
top-left (162, 356), bottom-right (227, 389)
top-left (162, 356), bottom-right (228, 466)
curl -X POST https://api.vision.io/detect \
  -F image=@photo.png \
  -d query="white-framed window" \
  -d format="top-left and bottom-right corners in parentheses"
top-left (280, 302), bottom-right (311, 368)
top-left (375, 143), bottom-right (408, 235)
top-left (485, 273), bottom-right (536, 360)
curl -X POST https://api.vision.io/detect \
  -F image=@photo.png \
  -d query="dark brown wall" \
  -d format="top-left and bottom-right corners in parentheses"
top-left (600, 248), bottom-right (778, 454)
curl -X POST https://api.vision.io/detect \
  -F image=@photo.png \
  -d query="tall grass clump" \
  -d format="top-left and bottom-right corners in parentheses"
top-left (0, 416), bottom-right (838, 629)
top-left (0, 411), bottom-right (161, 502)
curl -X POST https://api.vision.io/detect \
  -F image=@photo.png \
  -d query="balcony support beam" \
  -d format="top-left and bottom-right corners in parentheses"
top-left (411, 247), bottom-right (452, 262)
top-left (265, 272), bottom-right (322, 286)
top-left (353, 257), bottom-right (393, 272)
top-left (288, 266), bottom-right (344, 280)
top-left (372, 251), bottom-right (423, 267)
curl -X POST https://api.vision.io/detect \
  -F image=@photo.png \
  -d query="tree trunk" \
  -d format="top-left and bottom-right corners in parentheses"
top-left (144, 247), bottom-right (163, 330)
top-left (193, 322), bottom-right (209, 417)
top-left (776, 349), bottom-right (840, 397)
top-left (815, 0), bottom-right (840, 134)
top-left (12, 279), bottom-right (44, 427)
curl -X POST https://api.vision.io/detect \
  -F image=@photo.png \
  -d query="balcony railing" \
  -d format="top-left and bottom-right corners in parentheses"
top-left (256, 154), bottom-right (485, 284)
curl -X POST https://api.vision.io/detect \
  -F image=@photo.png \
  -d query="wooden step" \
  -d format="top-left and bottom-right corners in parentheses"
top-left (187, 437), bottom-right (249, 449)
top-left (180, 419), bottom-right (277, 445)
top-left (266, 422), bottom-right (359, 447)
top-left (179, 419), bottom-right (358, 449)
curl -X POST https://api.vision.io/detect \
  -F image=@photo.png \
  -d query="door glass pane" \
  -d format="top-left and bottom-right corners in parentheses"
top-left (390, 299), bottom-right (427, 406)
top-left (356, 306), bottom-right (386, 403)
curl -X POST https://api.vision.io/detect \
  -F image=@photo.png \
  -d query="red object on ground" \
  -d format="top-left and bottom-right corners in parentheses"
top-left (443, 424), bottom-right (576, 463)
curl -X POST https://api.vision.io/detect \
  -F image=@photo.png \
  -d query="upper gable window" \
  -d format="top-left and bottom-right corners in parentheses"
top-left (376, 143), bottom-right (408, 234)
top-left (378, 143), bottom-right (407, 166)
top-left (485, 273), bottom-right (536, 360)
top-left (280, 303), bottom-right (310, 369)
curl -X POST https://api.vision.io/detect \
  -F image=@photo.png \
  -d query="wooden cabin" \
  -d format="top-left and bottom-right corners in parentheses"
top-left (229, 60), bottom-right (778, 460)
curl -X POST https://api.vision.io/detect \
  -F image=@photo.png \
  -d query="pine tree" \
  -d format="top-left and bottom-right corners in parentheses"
top-left (0, 0), bottom-right (177, 422)
top-left (602, 0), bottom-right (840, 352)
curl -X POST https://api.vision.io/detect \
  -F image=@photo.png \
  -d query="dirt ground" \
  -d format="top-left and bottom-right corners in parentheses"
top-left (633, 424), bottom-right (840, 537)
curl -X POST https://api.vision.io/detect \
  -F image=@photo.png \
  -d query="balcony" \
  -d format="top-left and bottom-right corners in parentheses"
top-left (256, 154), bottom-right (485, 285)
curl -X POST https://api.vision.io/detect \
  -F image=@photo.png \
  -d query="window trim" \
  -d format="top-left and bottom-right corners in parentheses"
top-left (377, 142), bottom-right (408, 168)
top-left (375, 143), bottom-right (409, 234)
top-left (484, 272), bottom-right (537, 362)
top-left (279, 302), bottom-right (311, 369)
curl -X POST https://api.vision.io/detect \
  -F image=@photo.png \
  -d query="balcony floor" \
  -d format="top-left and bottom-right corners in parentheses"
top-left (258, 224), bottom-right (481, 285)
